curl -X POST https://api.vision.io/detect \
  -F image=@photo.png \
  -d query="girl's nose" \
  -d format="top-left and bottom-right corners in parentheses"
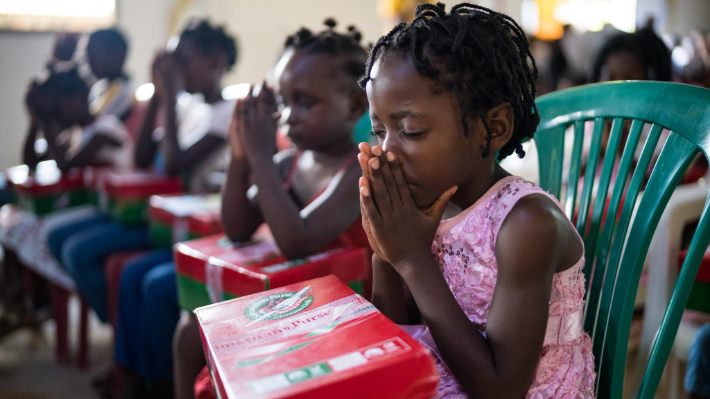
top-left (381, 133), bottom-right (398, 155)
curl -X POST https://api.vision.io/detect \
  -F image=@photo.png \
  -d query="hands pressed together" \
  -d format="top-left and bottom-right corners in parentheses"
top-left (357, 142), bottom-right (457, 275)
top-left (151, 52), bottom-right (183, 100)
top-left (229, 82), bottom-right (279, 161)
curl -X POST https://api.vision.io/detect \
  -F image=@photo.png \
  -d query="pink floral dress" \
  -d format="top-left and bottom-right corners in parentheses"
top-left (414, 176), bottom-right (596, 399)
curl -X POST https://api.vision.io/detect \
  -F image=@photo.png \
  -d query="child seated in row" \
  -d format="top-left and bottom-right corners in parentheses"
top-left (177, 20), bottom-right (370, 399)
top-left (109, 19), bottom-right (238, 399)
top-left (24, 66), bottom-right (132, 172)
top-left (45, 19), bottom-right (236, 333)
top-left (84, 28), bottom-right (135, 121)
top-left (358, 3), bottom-right (595, 398)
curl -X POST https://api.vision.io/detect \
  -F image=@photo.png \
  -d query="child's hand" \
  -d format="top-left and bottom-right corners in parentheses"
top-left (24, 81), bottom-right (43, 122)
top-left (237, 82), bottom-right (278, 158)
top-left (360, 147), bottom-right (457, 271)
top-left (229, 100), bottom-right (247, 160)
top-left (157, 53), bottom-right (182, 97)
top-left (359, 175), bottom-right (387, 262)
top-left (358, 142), bottom-right (373, 180)
top-left (358, 142), bottom-right (388, 261)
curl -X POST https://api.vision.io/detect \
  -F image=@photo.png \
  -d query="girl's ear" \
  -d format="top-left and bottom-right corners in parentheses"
top-left (484, 102), bottom-right (514, 154)
top-left (347, 89), bottom-right (369, 121)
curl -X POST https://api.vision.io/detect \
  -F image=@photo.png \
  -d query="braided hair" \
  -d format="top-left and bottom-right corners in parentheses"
top-left (180, 19), bottom-right (238, 71)
top-left (359, 2), bottom-right (539, 160)
top-left (284, 18), bottom-right (368, 87)
top-left (591, 28), bottom-right (671, 83)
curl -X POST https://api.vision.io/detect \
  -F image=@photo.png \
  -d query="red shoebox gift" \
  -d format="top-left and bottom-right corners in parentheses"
top-left (195, 275), bottom-right (439, 399)
top-left (174, 232), bottom-right (369, 311)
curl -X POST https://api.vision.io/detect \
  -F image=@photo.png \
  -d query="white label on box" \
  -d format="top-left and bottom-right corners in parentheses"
top-left (249, 373), bottom-right (291, 395)
top-left (327, 351), bottom-right (368, 372)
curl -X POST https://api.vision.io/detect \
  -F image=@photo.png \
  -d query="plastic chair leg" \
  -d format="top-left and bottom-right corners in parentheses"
top-left (50, 285), bottom-right (70, 365)
top-left (78, 297), bottom-right (90, 369)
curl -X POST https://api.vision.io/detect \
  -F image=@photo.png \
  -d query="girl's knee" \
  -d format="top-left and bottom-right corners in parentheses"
top-left (142, 264), bottom-right (176, 299)
top-left (61, 236), bottom-right (86, 274)
top-left (692, 323), bottom-right (710, 355)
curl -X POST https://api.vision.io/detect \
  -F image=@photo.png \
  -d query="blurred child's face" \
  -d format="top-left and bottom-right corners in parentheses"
top-left (273, 49), bottom-right (360, 151)
top-left (600, 51), bottom-right (647, 82)
top-left (366, 55), bottom-right (489, 209)
top-left (86, 40), bottom-right (122, 79)
top-left (174, 40), bottom-right (223, 94)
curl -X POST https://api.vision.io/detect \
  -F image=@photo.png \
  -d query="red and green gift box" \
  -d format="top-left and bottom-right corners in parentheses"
top-left (6, 161), bottom-right (89, 216)
top-left (175, 233), bottom-right (369, 311)
top-left (149, 194), bottom-right (222, 247)
top-left (679, 248), bottom-right (710, 313)
top-left (95, 170), bottom-right (183, 225)
top-left (195, 275), bottom-right (439, 399)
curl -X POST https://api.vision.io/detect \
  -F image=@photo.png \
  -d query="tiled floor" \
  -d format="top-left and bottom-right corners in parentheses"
top-left (0, 296), bottom-right (112, 399)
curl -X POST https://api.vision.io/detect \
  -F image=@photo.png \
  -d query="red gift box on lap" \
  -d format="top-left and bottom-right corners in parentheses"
top-left (195, 275), bottom-right (439, 399)
top-left (95, 170), bottom-right (183, 225)
top-left (7, 161), bottom-right (88, 215)
top-left (149, 194), bottom-right (222, 247)
top-left (174, 232), bottom-right (369, 311)
top-left (678, 248), bottom-right (710, 313)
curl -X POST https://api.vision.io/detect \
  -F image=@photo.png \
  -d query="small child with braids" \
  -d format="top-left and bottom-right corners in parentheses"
top-left (177, 20), bottom-right (370, 399)
top-left (359, 3), bottom-right (595, 398)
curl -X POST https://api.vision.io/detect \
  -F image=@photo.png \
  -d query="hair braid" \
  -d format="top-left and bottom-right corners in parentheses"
top-left (284, 18), bottom-right (369, 86)
top-left (359, 2), bottom-right (539, 160)
top-left (180, 19), bottom-right (238, 70)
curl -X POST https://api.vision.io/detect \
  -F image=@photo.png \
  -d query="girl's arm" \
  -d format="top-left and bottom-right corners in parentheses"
top-left (23, 81), bottom-right (49, 168)
top-left (64, 135), bottom-right (122, 169)
top-left (248, 150), bottom-right (362, 259)
top-left (400, 200), bottom-right (564, 399)
top-left (220, 157), bottom-right (263, 242)
top-left (134, 95), bottom-right (161, 169)
top-left (361, 152), bottom-right (581, 399)
top-left (40, 117), bottom-right (122, 171)
top-left (22, 122), bottom-right (42, 169)
top-left (371, 253), bottom-right (410, 324)
top-left (39, 117), bottom-right (71, 171)
top-left (236, 86), bottom-right (361, 259)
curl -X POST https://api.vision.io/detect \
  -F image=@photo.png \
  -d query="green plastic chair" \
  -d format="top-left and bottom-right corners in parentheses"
top-left (532, 81), bottom-right (710, 399)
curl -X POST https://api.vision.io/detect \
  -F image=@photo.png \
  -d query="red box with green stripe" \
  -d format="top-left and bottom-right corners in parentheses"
top-left (149, 194), bottom-right (222, 247)
top-left (6, 162), bottom-right (89, 216)
top-left (195, 275), bottom-right (439, 399)
top-left (95, 170), bottom-right (183, 225)
top-left (174, 234), bottom-right (369, 311)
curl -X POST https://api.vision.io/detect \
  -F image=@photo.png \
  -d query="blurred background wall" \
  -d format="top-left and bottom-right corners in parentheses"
top-left (0, 0), bottom-right (708, 170)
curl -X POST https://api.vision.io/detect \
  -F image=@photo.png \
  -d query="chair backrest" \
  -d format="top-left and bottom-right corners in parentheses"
top-left (532, 81), bottom-right (710, 399)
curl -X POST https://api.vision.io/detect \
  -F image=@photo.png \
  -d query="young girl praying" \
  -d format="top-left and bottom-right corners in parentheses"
top-left (359, 3), bottom-right (595, 398)
top-left (176, 20), bottom-right (371, 399)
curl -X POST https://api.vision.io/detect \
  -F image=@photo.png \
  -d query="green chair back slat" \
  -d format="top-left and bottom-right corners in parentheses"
top-left (593, 119), bottom-right (645, 278)
top-left (563, 120), bottom-right (586, 218)
top-left (576, 118), bottom-right (605, 278)
top-left (586, 118), bottom-right (624, 264)
top-left (536, 124), bottom-right (565, 199)
top-left (531, 81), bottom-right (710, 399)
top-left (586, 123), bottom-right (664, 336)
top-left (638, 189), bottom-right (710, 397)
top-left (599, 133), bottom-right (699, 398)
